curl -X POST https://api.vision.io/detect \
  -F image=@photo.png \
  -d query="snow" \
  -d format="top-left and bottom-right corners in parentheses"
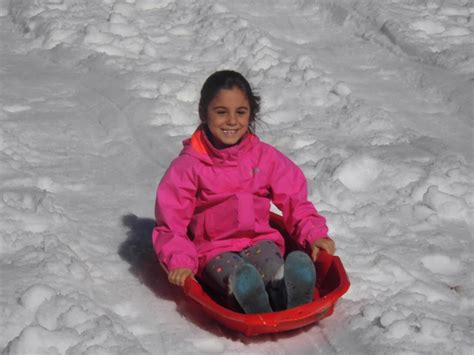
top-left (19, 284), bottom-right (57, 312)
top-left (411, 20), bottom-right (446, 35)
top-left (0, 0), bottom-right (473, 354)
top-left (333, 154), bottom-right (382, 192)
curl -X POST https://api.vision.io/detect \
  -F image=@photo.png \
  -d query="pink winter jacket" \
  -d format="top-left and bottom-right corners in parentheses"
top-left (152, 128), bottom-right (329, 275)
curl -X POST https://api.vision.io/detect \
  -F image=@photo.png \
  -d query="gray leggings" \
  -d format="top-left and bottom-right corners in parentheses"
top-left (201, 240), bottom-right (284, 297)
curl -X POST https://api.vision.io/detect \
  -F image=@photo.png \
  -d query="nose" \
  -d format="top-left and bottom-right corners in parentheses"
top-left (227, 112), bottom-right (238, 125)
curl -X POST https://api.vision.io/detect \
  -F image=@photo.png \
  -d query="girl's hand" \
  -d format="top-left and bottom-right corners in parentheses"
top-left (168, 268), bottom-right (194, 287)
top-left (311, 238), bottom-right (336, 261)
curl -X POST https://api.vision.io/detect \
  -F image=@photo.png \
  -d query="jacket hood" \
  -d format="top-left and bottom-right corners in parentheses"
top-left (180, 126), bottom-right (258, 167)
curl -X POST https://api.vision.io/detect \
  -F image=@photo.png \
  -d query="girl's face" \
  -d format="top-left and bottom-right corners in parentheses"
top-left (206, 87), bottom-right (250, 149)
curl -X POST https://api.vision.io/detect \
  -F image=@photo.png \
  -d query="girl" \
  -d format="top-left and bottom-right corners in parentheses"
top-left (153, 70), bottom-right (335, 313)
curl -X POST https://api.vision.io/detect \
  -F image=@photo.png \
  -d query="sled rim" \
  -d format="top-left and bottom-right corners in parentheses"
top-left (183, 253), bottom-right (350, 336)
top-left (176, 212), bottom-right (350, 336)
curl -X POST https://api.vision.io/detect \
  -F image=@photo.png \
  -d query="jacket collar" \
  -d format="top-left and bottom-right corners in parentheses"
top-left (183, 126), bottom-right (257, 166)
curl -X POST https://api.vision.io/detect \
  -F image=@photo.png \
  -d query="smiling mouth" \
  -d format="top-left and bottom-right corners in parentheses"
top-left (222, 129), bottom-right (239, 136)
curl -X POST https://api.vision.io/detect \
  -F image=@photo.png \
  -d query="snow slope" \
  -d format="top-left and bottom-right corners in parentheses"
top-left (1, 0), bottom-right (473, 354)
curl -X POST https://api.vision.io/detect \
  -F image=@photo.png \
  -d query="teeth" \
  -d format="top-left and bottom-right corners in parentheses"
top-left (222, 129), bottom-right (237, 135)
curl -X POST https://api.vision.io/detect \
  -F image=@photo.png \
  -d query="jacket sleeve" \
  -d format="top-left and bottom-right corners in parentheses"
top-left (152, 157), bottom-right (199, 274)
top-left (269, 149), bottom-right (329, 251)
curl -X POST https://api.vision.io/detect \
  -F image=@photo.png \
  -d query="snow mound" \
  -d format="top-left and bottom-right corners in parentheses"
top-left (411, 20), bottom-right (446, 35)
top-left (348, 1), bottom-right (474, 74)
top-left (135, 0), bottom-right (173, 11)
top-left (423, 185), bottom-right (470, 221)
top-left (4, 325), bottom-right (80, 355)
top-left (333, 155), bottom-right (382, 191)
top-left (5, 291), bottom-right (148, 355)
top-left (19, 284), bottom-right (57, 312)
top-left (421, 254), bottom-right (462, 275)
top-left (332, 82), bottom-right (352, 97)
top-left (2, 104), bottom-right (31, 113)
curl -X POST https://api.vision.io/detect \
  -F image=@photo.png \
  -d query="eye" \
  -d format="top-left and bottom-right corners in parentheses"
top-left (216, 110), bottom-right (227, 115)
top-left (237, 109), bottom-right (248, 116)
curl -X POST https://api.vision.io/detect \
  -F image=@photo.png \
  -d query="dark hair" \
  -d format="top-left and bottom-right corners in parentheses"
top-left (198, 70), bottom-right (261, 132)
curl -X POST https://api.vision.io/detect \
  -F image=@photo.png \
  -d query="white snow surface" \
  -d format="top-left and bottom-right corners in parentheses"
top-left (1, 0), bottom-right (473, 354)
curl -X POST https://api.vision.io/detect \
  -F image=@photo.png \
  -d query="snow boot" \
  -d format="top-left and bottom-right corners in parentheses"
top-left (229, 263), bottom-right (273, 314)
top-left (284, 251), bottom-right (316, 309)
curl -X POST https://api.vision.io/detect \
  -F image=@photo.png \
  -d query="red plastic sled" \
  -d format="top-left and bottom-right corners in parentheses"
top-left (182, 212), bottom-right (350, 336)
